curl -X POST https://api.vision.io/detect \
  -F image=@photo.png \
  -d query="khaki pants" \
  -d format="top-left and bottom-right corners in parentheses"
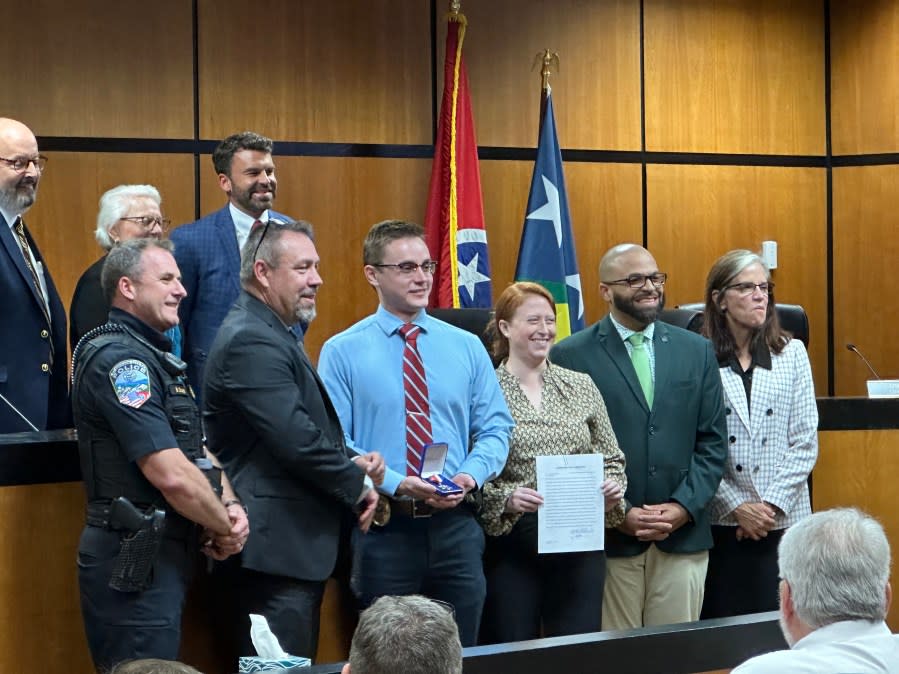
top-left (602, 545), bottom-right (708, 630)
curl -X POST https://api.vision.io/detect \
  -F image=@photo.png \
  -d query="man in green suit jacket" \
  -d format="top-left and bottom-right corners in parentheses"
top-left (551, 243), bottom-right (727, 630)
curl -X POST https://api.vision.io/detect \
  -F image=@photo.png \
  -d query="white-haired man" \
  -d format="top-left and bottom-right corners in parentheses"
top-left (733, 507), bottom-right (898, 673)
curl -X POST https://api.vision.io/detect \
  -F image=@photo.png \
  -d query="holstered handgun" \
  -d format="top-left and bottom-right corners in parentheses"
top-left (108, 497), bottom-right (166, 592)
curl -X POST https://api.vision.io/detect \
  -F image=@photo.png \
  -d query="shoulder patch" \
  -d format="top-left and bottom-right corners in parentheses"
top-left (109, 359), bottom-right (152, 408)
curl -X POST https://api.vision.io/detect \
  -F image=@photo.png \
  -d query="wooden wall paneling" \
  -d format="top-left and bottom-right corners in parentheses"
top-left (832, 166), bottom-right (899, 395)
top-left (646, 164), bottom-right (828, 394)
top-left (451, 0), bottom-right (641, 150)
top-left (0, 1), bottom-right (193, 138)
top-left (481, 160), bottom-right (643, 326)
top-left (644, 0), bottom-right (825, 155)
top-left (26, 152), bottom-right (198, 329)
top-left (193, 155), bottom-right (432, 361)
top-left (197, 0), bottom-right (432, 145)
top-left (0, 483), bottom-right (91, 671)
top-left (814, 430), bottom-right (899, 630)
top-left (831, 1), bottom-right (899, 155)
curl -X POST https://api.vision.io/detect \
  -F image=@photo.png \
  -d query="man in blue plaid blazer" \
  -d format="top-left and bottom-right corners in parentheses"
top-left (171, 132), bottom-right (291, 400)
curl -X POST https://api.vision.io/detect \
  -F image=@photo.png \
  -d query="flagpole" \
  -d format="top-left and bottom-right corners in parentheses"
top-left (535, 49), bottom-right (559, 136)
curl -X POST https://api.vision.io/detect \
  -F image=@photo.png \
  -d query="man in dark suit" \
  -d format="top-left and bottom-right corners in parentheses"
top-left (551, 243), bottom-right (727, 630)
top-left (170, 131), bottom-right (292, 399)
top-left (203, 220), bottom-right (381, 661)
top-left (0, 117), bottom-right (69, 432)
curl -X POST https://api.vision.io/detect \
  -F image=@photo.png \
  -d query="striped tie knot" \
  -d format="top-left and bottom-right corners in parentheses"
top-left (399, 323), bottom-right (421, 345)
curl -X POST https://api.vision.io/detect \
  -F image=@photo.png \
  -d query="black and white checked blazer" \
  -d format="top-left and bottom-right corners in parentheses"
top-left (708, 338), bottom-right (818, 529)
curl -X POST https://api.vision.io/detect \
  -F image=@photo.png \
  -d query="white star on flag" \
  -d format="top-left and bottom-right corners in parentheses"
top-left (525, 175), bottom-right (562, 247)
top-left (457, 252), bottom-right (491, 301)
top-left (565, 273), bottom-right (584, 320)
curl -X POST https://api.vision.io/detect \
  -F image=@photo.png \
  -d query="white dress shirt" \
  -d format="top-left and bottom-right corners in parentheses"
top-left (732, 620), bottom-right (899, 673)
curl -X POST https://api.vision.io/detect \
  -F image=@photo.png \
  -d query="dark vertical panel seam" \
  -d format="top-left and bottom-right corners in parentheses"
top-left (640, 0), bottom-right (649, 247)
top-left (192, 0), bottom-right (201, 221)
top-left (430, 0), bottom-right (439, 144)
top-left (824, 0), bottom-right (835, 396)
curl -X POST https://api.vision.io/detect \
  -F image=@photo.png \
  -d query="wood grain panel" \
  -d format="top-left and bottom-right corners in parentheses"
top-left (452, 0), bottom-right (641, 150)
top-left (831, 1), bottom-right (899, 155)
top-left (0, 1), bottom-right (193, 138)
top-left (815, 430), bottom-right (899, 631)
top-left (193, 155), bottom-right (432, 361)
top-left (832, 166), bottom-right (899, 395)
top-left (644, 0), bottom-right (825, 155)
top-left (0, 483), bottom-right (91, 671)
top-left (646, 164), bottom-right (828, 394)
top-left (198, 0), bottom-right (431, 144)
top-left (481, 161), bottom-right (643, 326)
top-left (25, 153), bottom-right (197, 334)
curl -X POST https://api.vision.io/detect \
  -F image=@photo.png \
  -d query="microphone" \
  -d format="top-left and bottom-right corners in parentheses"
top-left (846, 343), bottom-right (881, 380)
top-left (0, 391), bottom-right (40, 432)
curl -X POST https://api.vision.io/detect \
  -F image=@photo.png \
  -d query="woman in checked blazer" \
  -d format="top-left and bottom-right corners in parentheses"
top-left (699, 250), bottom-right (818, 619)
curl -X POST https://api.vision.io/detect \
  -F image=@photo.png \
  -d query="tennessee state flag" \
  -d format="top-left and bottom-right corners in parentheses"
top-left (425, 9), bottom-right (493, 308)
top-left (515, 89), bottom-right (584, 339)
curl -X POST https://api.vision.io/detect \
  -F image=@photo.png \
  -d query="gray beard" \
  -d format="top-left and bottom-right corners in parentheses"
top-left (0, 185), bottom-right (36, 215)
top-left (296, 305), bottom-right (316, 324)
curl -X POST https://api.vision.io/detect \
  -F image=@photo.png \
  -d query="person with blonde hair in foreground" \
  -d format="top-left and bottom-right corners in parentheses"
top-left (343, 595), bottom-right (462, 674)
top-left (733, 507), bottom-right (898, 673)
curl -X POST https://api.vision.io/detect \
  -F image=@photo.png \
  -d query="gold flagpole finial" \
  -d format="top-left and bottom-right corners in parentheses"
top-left (532, 49), bottom-right (560, 93)
top-left (449, 0), bottom-right (461, 15)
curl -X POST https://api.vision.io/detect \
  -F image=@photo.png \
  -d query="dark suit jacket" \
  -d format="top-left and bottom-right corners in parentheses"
top-left (0, 215), bottom-right (69, 432)
top-left (203, 291), bottom-right (364, 582)
top-left (69, 255), bottom-right (107, 352)
top-left (551, 315), bottom-right (727, 557)
top-left (170, 205), bottom-right (289, 396)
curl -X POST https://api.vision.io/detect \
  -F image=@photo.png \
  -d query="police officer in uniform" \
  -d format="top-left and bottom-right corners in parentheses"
top-left (72, 238), bottom-right (249, 672)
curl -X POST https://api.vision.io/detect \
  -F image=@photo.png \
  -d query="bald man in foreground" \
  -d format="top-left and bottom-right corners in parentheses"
top-left (551, 243), bottom-right (727, 629)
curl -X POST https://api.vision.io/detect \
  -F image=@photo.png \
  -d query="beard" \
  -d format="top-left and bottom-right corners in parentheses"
top-left (233, 182), bottom-right (276, 215)
top-left (296, 305), bottom-right (316, 324)
top-left (0, 177), bottom-right (38, 215)
top-left (612, 287), bottom-right (666, 326)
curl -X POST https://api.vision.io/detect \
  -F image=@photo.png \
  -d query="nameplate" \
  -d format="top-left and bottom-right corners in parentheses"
top-left (866, 379), bottom-right (899, 398)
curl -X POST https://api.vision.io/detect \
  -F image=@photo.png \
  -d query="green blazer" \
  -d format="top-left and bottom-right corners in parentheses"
top-left (550, 315), bottom-right (727, 557)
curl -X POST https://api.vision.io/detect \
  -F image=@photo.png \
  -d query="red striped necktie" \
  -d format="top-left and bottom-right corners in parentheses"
top-left (399, 323), bottom-right (432, 476)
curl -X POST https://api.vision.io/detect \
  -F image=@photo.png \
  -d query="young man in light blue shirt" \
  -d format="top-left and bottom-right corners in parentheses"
top-left (319, 219), bottom-right (512, 646)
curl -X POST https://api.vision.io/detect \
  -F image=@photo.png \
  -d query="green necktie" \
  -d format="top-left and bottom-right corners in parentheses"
top-left (627, 332), bottom-right (653, 407)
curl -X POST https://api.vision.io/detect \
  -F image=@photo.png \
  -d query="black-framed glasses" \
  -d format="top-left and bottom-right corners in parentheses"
top-left (372, 261), bottom-right (438, 275)
top-left (724, 281), bottom-right (774, 296)
top-left (119, 215), bottom-right (171, 231)
top-left (0, 154), bottom-right (47, 173)
top-left (603, 272), bottom-right (668, 289)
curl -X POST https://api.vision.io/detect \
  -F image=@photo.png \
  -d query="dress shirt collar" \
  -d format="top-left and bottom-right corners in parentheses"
top-left (718, 335), bottom-right (773, 372)
top-left (1, 205), bottom-right (22, 230)
top-left (373, 304), bottom-right (429, 337)
top-left (792, 619), bottom-right (891, 651)
top-left (229, 202), bottom-right (269, 248)
top-left (609, 313), bottom-right (655, 343)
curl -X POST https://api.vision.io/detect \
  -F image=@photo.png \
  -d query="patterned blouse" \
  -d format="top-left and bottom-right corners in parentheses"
top-left (480, 361), bottom-right (627, 537)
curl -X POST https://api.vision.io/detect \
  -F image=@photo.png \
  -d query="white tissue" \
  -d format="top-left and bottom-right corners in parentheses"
top-left (249, 614), bottom-right (290, 659)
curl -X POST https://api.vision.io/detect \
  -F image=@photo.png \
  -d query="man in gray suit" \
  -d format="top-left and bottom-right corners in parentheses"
top-left (551, 243), bottom-right (727, 630)
top-left (203, 220), bottom-right (381, 661)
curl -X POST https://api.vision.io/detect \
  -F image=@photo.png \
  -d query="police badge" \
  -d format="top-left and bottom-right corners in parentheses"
top-left (109, 359), bottom-right (152, 408)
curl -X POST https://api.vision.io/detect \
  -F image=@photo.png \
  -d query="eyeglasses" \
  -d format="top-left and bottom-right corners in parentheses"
top-left (372, 261), bottom-right (438, 275)
top-left (119, 215), bottom-right (171, 231)
top-left (603, 272), bottom-right (668, 289)
top-left (0, 155), bottom-right (48, 173)
top-left (724, 281), bottom-right (774, 296)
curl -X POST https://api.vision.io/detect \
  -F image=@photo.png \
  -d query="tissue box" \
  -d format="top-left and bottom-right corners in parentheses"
top-left (418, 442), bottom-right (463, 496)
top-left (238, 656), bottom-right (311, 672)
